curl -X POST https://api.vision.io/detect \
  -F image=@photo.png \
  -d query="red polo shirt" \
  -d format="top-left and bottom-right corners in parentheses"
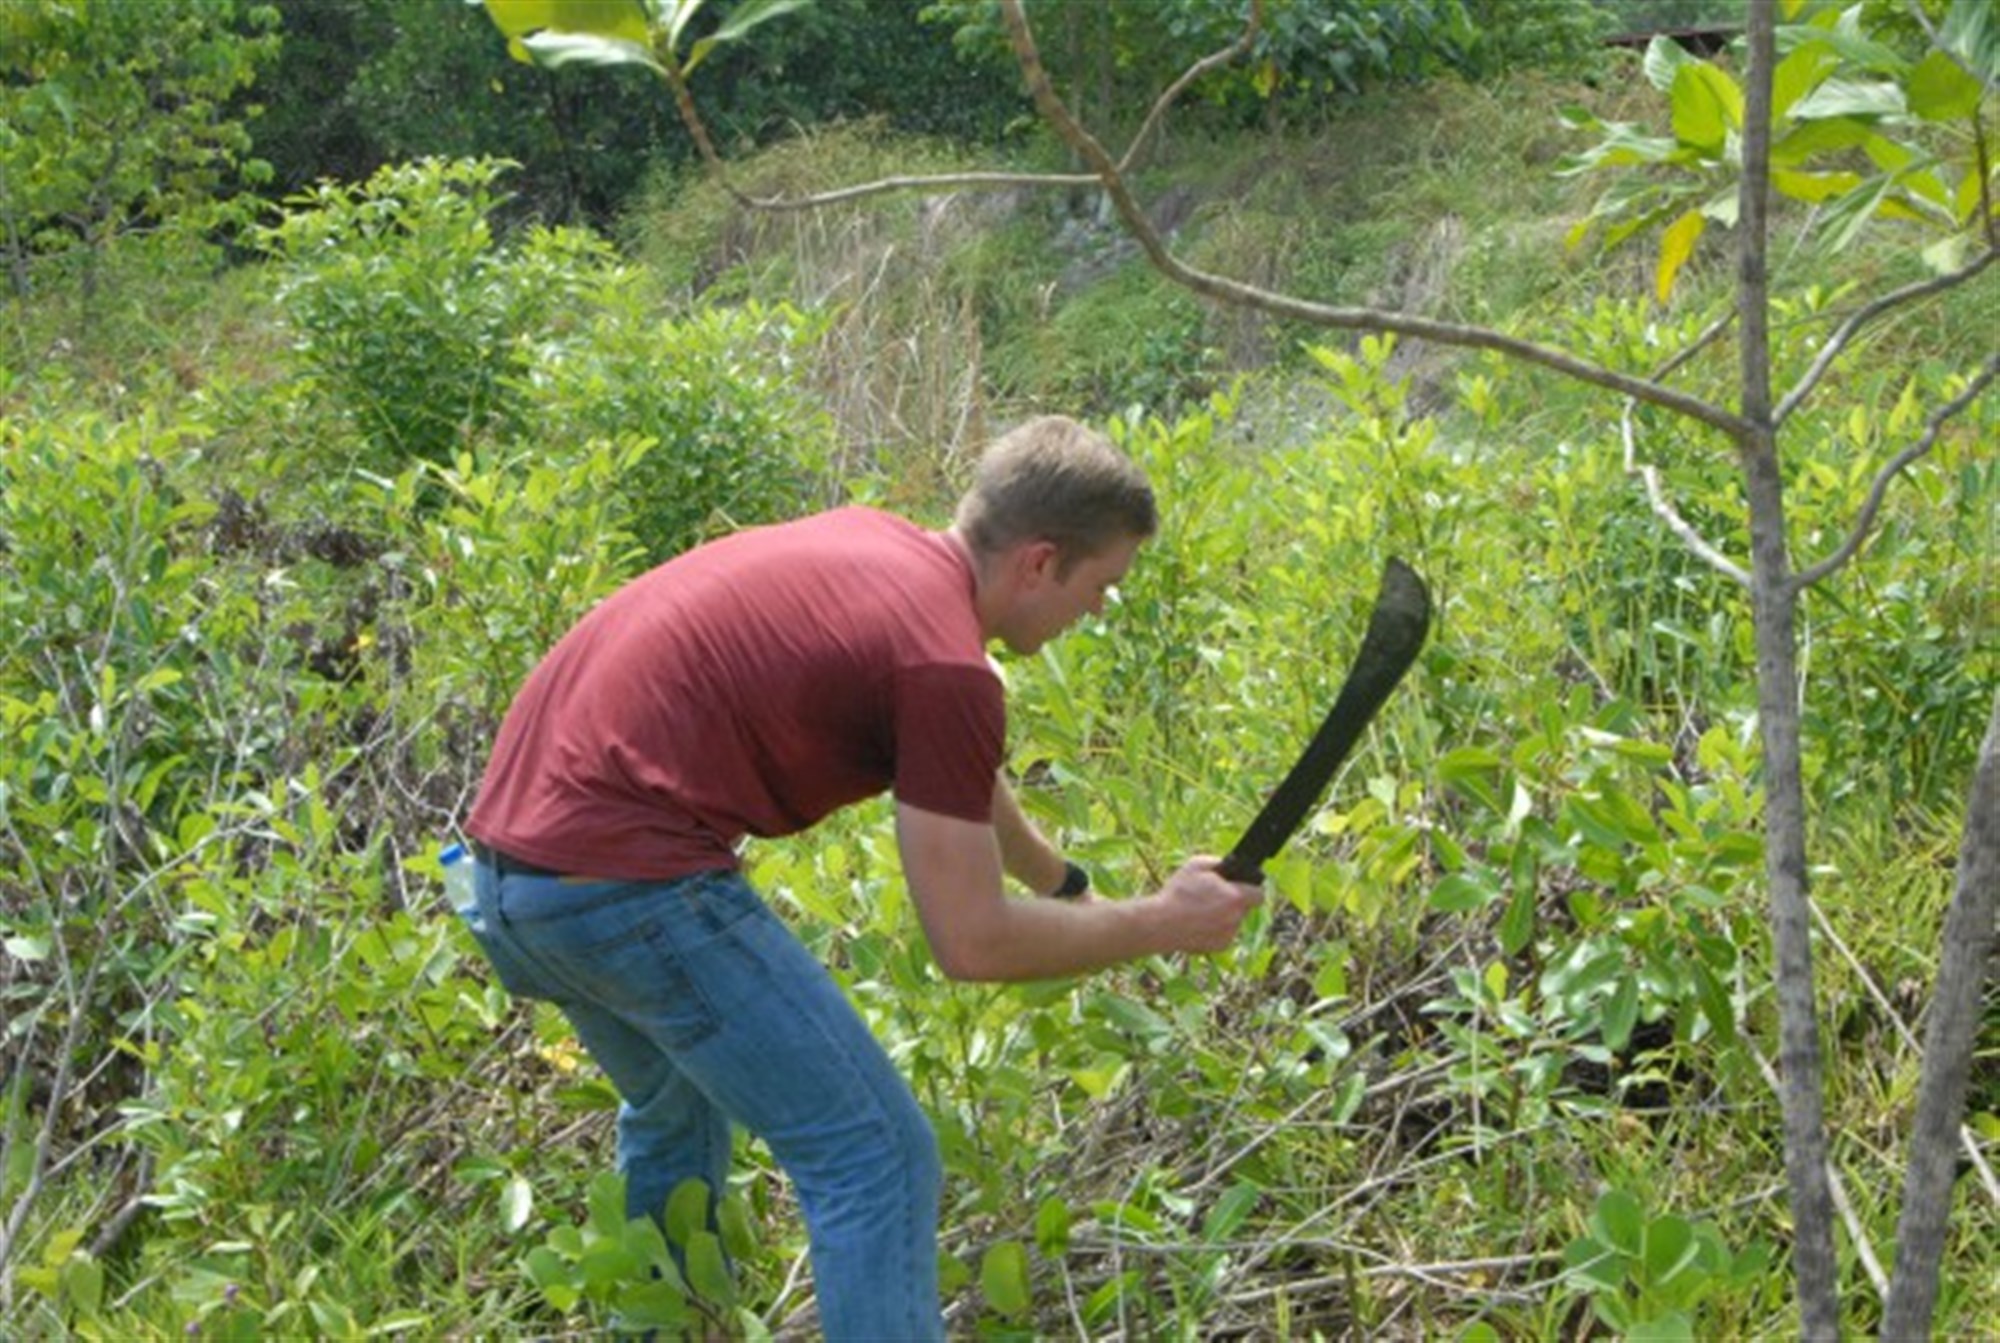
top-left (466, 507), bottom-right (1004, 880)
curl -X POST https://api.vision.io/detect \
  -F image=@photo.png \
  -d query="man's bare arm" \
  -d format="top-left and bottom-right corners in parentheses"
top-left (895, 801), bottom-right (1259, 983)
top-left (990, 772), bottom-right (1068, 896)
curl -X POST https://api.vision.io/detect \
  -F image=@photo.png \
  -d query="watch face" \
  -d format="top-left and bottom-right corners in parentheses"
top-left (1055, 861), bottom-right (1089, 898)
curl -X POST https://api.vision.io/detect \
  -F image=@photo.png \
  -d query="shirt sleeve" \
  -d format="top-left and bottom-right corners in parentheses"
top-left (892, 662), bottom-right (1005, 824)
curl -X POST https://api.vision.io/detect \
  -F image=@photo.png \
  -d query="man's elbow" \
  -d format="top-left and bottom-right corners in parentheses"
top-left (932, 939), bottom-right (1006, 983)
top-left (928, 927), bottom-right (1015, 983)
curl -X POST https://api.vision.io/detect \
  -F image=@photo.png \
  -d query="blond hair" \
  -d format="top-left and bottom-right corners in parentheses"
top-left (955, 416), bottom-right (1156, 571)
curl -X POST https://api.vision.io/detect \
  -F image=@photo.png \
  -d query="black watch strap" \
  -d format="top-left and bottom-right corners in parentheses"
top-left (1050, 859), bottom-right (1090, 899)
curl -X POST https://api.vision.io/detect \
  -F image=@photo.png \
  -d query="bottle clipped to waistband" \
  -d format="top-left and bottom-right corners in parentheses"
top-left (440, 841), bottom-right (474, 914)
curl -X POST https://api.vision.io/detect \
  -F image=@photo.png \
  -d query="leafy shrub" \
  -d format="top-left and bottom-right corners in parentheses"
top-left (511, 300), bottom-right (834, 563)
top-left (257, 157), bottom-right (619, 469)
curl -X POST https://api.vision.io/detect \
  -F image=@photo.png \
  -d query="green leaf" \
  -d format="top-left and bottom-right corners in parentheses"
top-left (1778, 23), bottom-right (1908, 75)
top-left (3, 934), bottom-right (50, 962)
top-left (1669, 64), bottom-right (1741, 154)
top-left (1655, 209), bottom-right (1706, 304)
top-left (1430, 869), bottom-right (1501, 914)
top-left (1629, 1311), bottom-right (1697, 1343)
top-left (476, 0), bottom-right (653, 64)
top-left (664, 1178), bottom-right (711, 1248)
top-left (1202, 1182), bottom-right (1261, 1243)
top-left (1643, 36), bottom-right (1694, 93)
top-left (684, 1230), bottom-right (734, 1305)
top-left (619, 1278), bottom-right (691, 1327)
top-left (1771, 114), bottom-right (1876, 166)
top-left (524, 1246), bottom-right (580, 1312)
top-left (1772, 44), bottom-right (1838, 121)
top-left (1437, 747), bottom-right (1505, 812)
top-left (1907, 49), bottom-right (1986, 121)
top-left (1564, 1236), bottom-right (1626, 1291)
top-left (1773, 168), bottom-right (1867, 203)
top-left (1601, 974), bottom-right (1640, 1052)
top-left (587, 1171), bottom-right (627, 1236)
top-left (980, 1240), bottom-right (1033, 1318)
top-left (502, 1175), bottom-right (534, 1233)
top-left (1790, 78), bottom-right (1906, 121)
top-left (1092, 993), bottom-right (1171, 1041)
top-left (1499, 864), bottom-right (1538, 957)
top-left (1592, 1189), bottom-right (1646, 1256)
top-left (683, 0), bottom-right (812, 75)
top-left (1692, 961), bottom-right (1737, 1044)
top-left (717, 1191), bottom-right (757, 1262)
top-left (61, 1253), bottom-right (103, 1318)
top-left (519, 29), bottom-right (664, 73)
top-left (1034, 1196), bottom-right (1072, 1257)
top-left (1642, 1215), bottom-right (1700, 1287)
top-left (1820, 174), bottom-right (1897, 251)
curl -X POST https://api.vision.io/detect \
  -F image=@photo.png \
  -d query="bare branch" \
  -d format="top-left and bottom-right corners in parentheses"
top-left (1774, 248), bottom-right (1999, 424)
top-left (1653, 310), bottom-right (1737, 383)
top-left (1119, 0), bottom-right (1263, 174)
top-left (1790, 354), bottom-right (1999, 592)
top-left (657, 49), bottom-right (1100, 212)
top-left (1882, 690), bottom-right (2000, 1339)
top-left (995, 0), bottom-right (1752, 442)
top-left (1976, 112), bottom-right (1997, 252)
top-left (1749, 1043), bottom-right (1890, 1302)
top-left (1621, 398), bottom-right (1752, 587)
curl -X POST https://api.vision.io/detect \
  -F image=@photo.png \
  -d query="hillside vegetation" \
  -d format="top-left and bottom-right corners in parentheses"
top-left (2, 53), bottom-right (1995, 1342)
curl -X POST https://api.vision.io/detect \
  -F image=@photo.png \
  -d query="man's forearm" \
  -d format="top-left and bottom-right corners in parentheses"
top-left (946, 891), bottom-right (1170, 982)
top-left (991, 773), bottom-right (1068, 896)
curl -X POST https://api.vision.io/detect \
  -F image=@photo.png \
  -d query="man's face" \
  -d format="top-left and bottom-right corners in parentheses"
top-left (1000, 534), bottom-right (1144, 655)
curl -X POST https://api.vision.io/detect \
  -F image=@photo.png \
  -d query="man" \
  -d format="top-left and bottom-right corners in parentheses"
top-left (458, 414), bottom-right (1262, 1339)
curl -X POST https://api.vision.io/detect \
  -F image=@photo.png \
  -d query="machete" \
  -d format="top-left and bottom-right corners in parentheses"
top-left (1218, 557), bottom-right (1431, 884)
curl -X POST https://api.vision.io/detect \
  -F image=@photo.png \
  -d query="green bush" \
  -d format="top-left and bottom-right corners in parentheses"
top-left (512, 299), bottom-right (834, 564)
top-left (257, 157), bottom-right (619, 470)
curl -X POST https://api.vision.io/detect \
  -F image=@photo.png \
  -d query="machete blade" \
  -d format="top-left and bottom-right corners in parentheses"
top-left (1218, 557), bottom-right (1430, 885)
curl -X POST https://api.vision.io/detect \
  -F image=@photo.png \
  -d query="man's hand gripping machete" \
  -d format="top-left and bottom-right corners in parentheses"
top-left (1218, 558), bottom-right (1431, 885)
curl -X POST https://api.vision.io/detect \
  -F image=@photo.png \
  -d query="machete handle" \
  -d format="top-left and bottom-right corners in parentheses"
top-left (1216, 852), bottom-right (1265, 885)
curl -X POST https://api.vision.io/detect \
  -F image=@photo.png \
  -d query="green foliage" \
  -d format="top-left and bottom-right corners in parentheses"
top-left (0, 0), bottom-right (279, 318)
top-left (4, 57), bottom-right (1995, 1343)
top-left (990, 268), bottom-right (1225, 419)
top-left (1562, 1188), bottom-right (1774, 1338)
top-left (1562, 0), bottom-right (1999, 299)
top-left (522, 1172), bottom-right (763, 1338)
top-left (472, 0), bottom-right (811, 80)
top-left (257, 157), bottom-right (620, 468)
top-left (512, 297), bottom-right (834, 562)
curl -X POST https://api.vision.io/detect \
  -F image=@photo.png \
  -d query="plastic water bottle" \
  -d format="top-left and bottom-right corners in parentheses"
top-left (440, 841), bottom-right (475, 914)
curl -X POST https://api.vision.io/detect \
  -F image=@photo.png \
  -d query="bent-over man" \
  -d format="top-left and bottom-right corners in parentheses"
top-left (458, 414), bottom-right (1262, 1339)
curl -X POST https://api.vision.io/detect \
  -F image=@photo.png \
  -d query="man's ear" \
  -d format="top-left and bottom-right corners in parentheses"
top-left (1012, 538), bottom-right (1062, 589)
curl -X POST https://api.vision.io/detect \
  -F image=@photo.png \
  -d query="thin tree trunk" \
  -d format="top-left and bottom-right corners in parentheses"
top-left (1881, 690), bottom-right (2000, 1339)
top-left (1738, 4), bottom-right (1842, 1336)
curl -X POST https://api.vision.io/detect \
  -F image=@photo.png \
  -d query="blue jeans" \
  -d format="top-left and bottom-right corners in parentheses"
top-left (458, 859), bottom-right (944, 1342)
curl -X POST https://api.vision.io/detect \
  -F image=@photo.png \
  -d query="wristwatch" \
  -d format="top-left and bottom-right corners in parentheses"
top-left (1048, 859), bottom-right (1090, 900)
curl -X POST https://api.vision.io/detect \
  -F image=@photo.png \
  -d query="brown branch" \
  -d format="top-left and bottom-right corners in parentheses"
top-left (1881, 690), bottom-right (2000, 1340)
top-left (1653, 310), bottom-right (1737, 382)
top-left (1789, 353), bottom-right (1999, 593)
top-left (995, 0), bottom-right (1752, 442)
top-left (1774, 248), bottom-right (1999, 425)
top-left (1118, 0), bottom-right (1263, 174)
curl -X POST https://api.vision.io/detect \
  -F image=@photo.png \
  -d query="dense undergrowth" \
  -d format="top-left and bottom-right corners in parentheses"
top-left (1, 66), bottom-right (1994, 1341)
